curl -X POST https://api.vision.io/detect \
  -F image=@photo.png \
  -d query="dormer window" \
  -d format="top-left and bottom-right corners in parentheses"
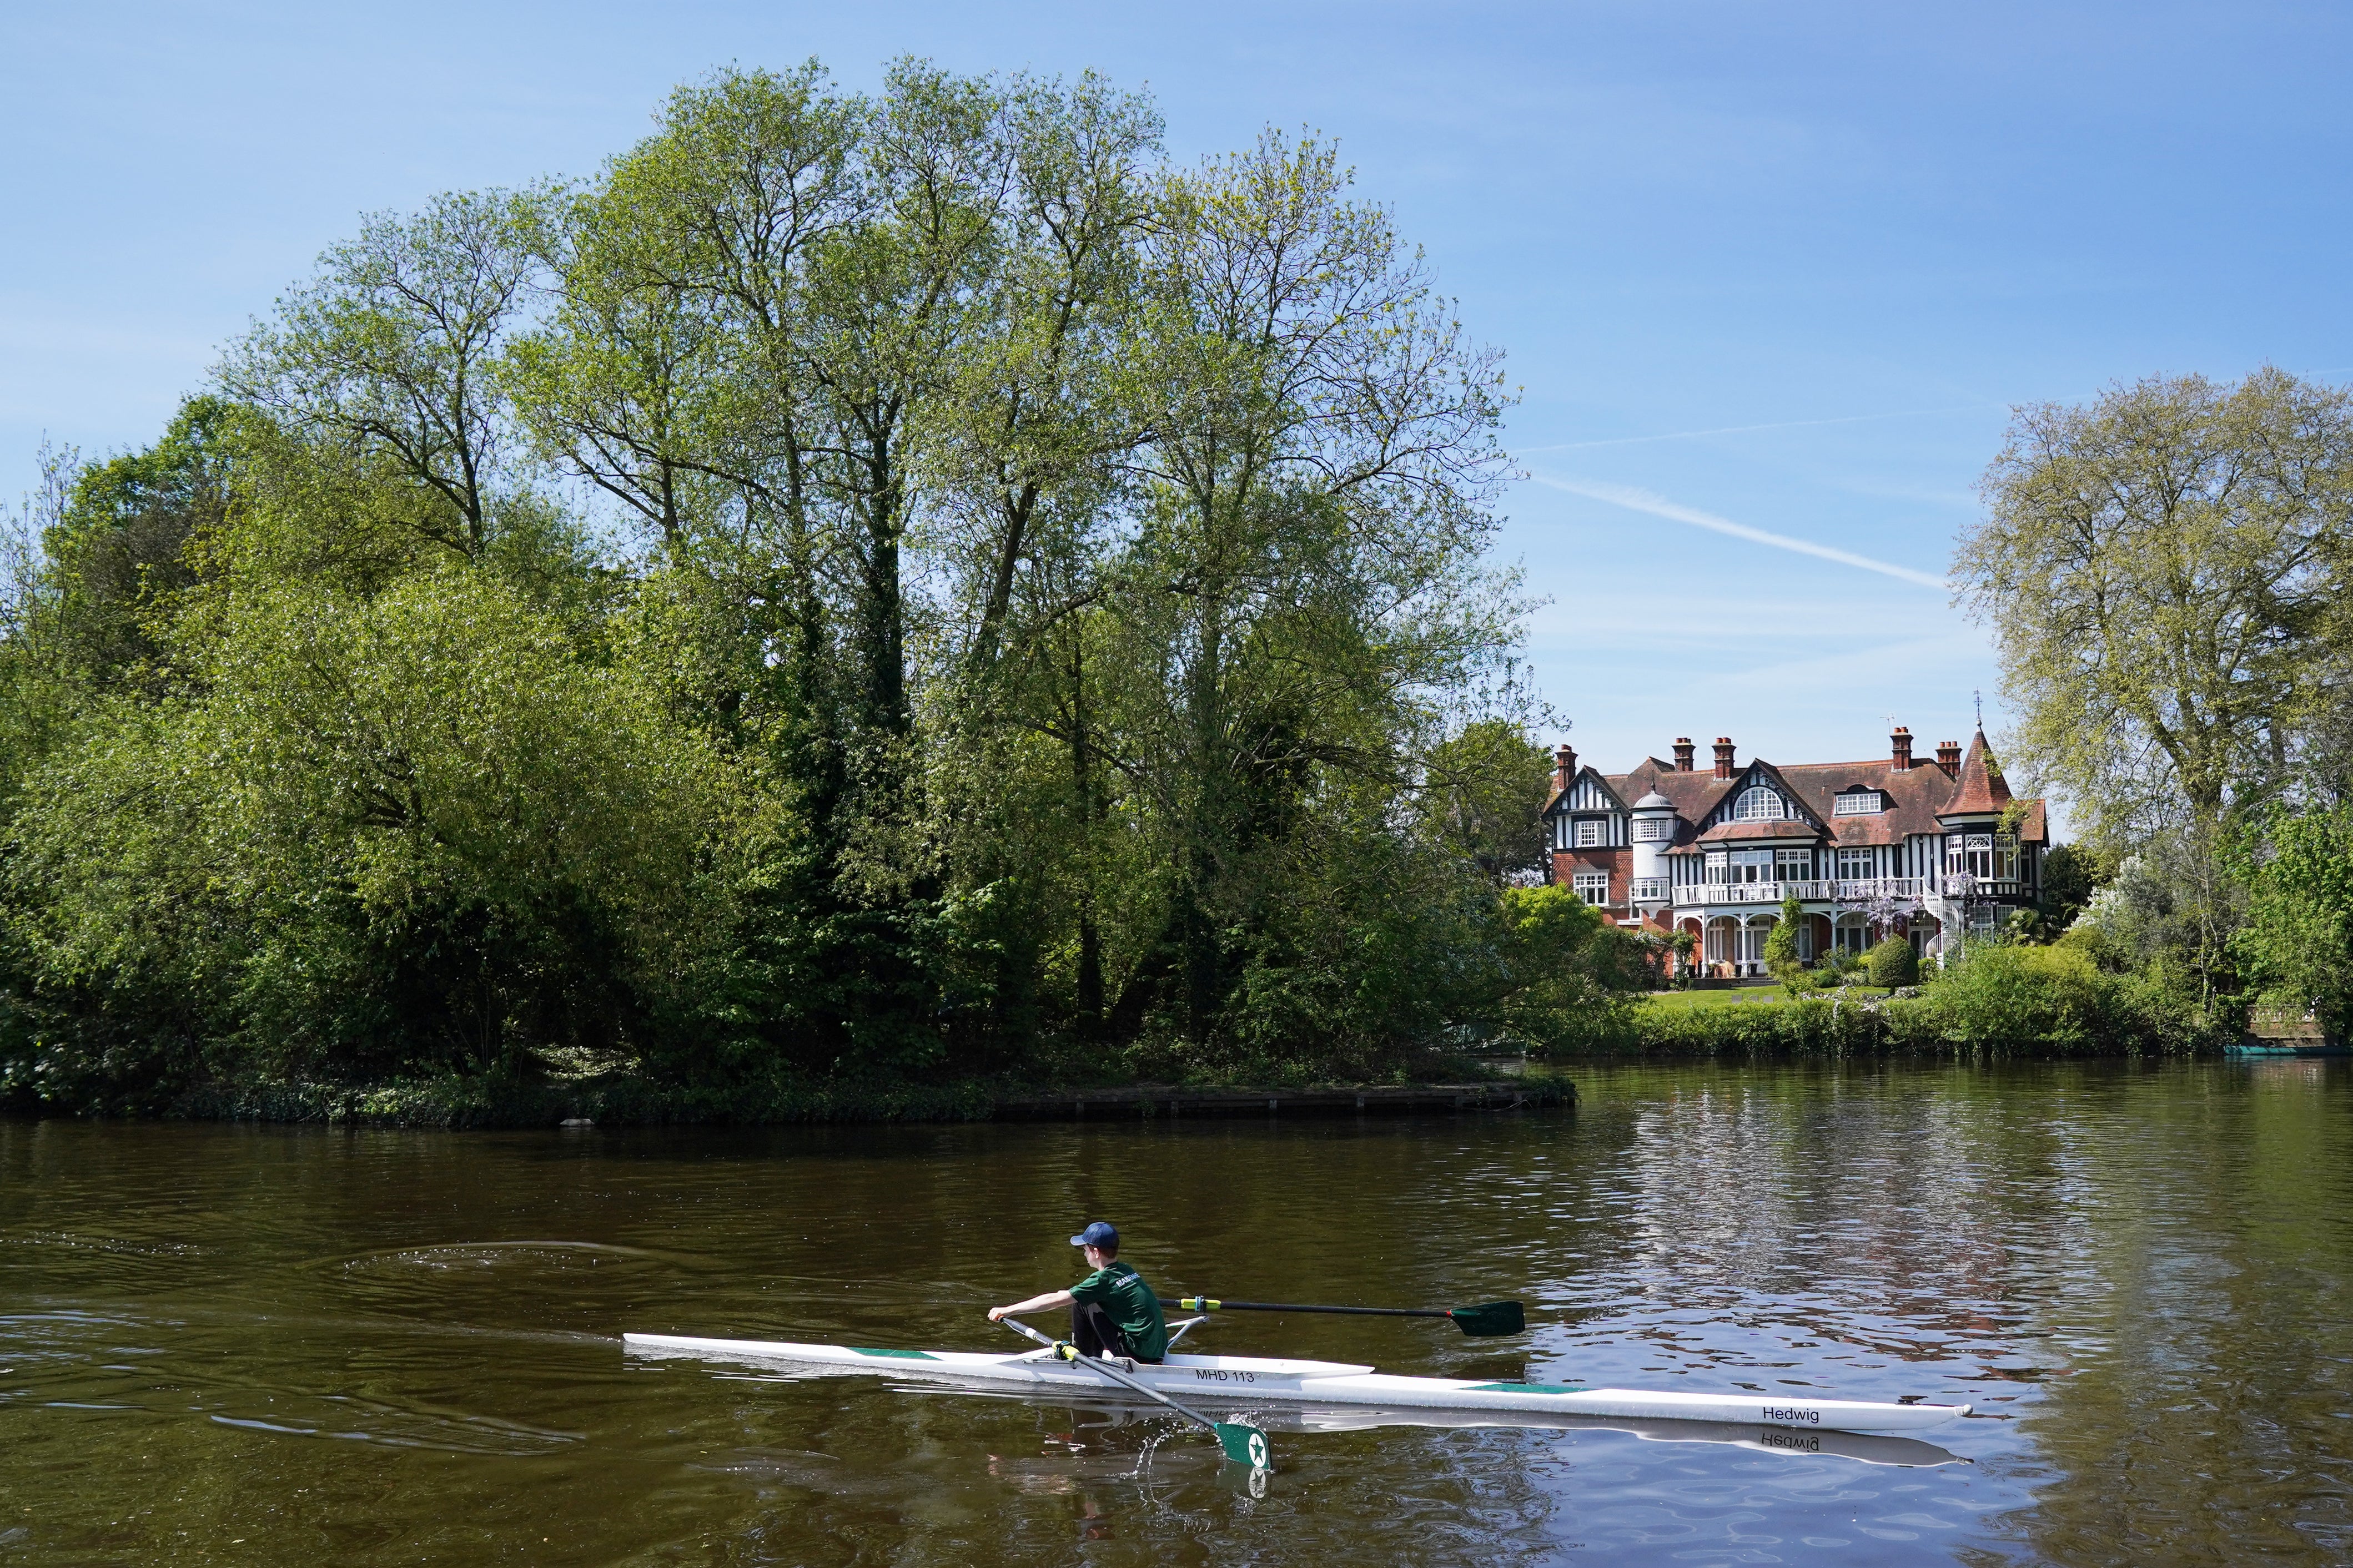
top-left (1732, 787), bottom-right (1784, 821)
top-left (1833, 789), bottom-right (1884, 816)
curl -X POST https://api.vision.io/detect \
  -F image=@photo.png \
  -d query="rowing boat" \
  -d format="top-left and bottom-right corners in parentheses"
top-left (620, 1330), bottom-right (1970, 1435)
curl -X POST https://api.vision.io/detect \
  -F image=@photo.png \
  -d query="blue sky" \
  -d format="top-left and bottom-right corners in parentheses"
top-left (6, 3), bottom-right (2349, 818)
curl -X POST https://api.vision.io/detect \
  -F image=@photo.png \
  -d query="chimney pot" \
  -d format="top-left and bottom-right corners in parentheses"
top-left (1672, 737), bottom-right (1695, 772)
top-left (1935, 739), bottom-right (1961, 777)
top-left (1712, 737), bottom-right (1737, 779)
top-left (1891, 725), bottom-right (1913, 771)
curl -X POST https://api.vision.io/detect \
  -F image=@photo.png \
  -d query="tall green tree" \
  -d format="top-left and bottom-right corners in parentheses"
top-left (225, 188), bottom-right (546, 560)
top-left (1098, 130), bottom-right (1518, 1043)
top-left (3, 60), bottom-right (1570, 1102)
top-left (1956, 368), bottom-right (2353, 843)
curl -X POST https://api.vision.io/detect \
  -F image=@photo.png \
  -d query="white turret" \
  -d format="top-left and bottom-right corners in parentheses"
top-left (1630, 790), bottom-right (1677, 906)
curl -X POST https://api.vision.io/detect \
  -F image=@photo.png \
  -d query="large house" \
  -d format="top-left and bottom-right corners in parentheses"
top-left (1543, 726), bottom-right (2049, 977)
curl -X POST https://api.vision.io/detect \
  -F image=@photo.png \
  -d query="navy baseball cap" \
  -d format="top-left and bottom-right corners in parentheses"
top-left (1069, 1221), bottom-right (1119, 1249)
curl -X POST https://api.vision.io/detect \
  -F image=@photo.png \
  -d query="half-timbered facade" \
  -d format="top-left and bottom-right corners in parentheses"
top-left (1543, 727), bottom-right (2049, 977)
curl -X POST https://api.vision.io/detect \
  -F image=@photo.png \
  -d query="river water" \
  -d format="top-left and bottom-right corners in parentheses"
top-left (3, 1061), bottom-right (2350, 1566)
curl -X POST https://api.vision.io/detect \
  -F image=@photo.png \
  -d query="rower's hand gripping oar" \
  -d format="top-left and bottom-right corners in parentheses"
top-left (1165, 1297), bottom-right (1526, 1338)
top-left (993, 1315), bottom-right (1269, 1473)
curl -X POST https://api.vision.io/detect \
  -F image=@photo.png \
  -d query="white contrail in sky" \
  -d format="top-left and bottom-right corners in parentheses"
top-left (1516, 405), bottom-right (1988, 452)
top-left (1529, 473), bottom-right (1948, 589)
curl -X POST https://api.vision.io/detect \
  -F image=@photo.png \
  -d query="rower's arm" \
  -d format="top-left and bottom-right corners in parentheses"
top-left (988, 1289), bottom-right (1074, 1320)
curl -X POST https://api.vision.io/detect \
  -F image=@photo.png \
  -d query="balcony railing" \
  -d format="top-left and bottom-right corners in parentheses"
top-left (1836, 878), bottom-right (1930, 900)
top-left (1678, 880), bottom-right (1831, 905)
top-left (1673, 875), bottom-right (2027, 907)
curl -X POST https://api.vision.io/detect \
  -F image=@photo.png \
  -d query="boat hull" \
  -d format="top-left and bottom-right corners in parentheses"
top-left (621, 1332), bottom-right (1970, 1435)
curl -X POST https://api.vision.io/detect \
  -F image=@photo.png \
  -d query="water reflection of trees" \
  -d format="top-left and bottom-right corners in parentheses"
top-left (1979, 1064), bottom-right (2353, 1562)
top-left (1585, 1063), bottom-right (2353, 1561)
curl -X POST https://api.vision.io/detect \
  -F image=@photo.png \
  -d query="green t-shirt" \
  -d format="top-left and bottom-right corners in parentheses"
top-left (1069, 1260), bottom-right (1168, 1361)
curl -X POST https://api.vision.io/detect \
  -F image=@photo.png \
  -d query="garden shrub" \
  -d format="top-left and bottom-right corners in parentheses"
top-left (1922, 939), bottom-right (2216, 1055)
top-left (1867, 936), bottom-right (1919, 987)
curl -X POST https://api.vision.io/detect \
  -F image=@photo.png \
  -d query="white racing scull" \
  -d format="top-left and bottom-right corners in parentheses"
top-left (621, 1327), bottom-right (1970, 1436)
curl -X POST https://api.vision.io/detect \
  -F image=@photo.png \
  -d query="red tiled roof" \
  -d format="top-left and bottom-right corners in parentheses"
top-left (1591, 728), bottom-right (2047, 846)
top-left (1941, 730), bottom-right (2014, 817)
top-left (1769, 757), bottom-right (1961, 846)
top-left (1695, 819), bottom-right (1826, 843)
top-left (1599, 759), bottom-right (1738, 850)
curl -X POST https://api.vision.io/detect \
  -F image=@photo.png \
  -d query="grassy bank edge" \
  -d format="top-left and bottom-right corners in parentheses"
top-left (1584, 988), bottom-right (2231, 1060)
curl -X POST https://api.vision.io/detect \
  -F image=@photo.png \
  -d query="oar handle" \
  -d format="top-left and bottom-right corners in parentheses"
top-left (995, 1314), bottom-right (1068, 1352)
top-left (1168, 1297), bottom-right (1449, 1319)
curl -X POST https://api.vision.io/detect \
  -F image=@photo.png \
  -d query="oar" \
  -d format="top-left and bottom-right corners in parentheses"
top-left (1165, 1296), bottom-right (1526, 1338)
top-left (995, 1315), bottom-right (1269, 1473)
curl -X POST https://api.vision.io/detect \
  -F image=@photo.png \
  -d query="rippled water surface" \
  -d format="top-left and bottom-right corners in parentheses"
top-left (4, 1061), bottom-right (2351, 1565)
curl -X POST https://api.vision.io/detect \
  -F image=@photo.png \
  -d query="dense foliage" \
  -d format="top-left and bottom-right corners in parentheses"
top-left (2230, 803), bottom-right (2353, 1042)
top-left (1633, 936), bottom-right (2219, 1059)
top-left (1955, 367), bottom-right (2353, 1031)
top-left (0, 63), bottom-right (1627, 1109)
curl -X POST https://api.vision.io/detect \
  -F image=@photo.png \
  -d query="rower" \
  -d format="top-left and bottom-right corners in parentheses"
top-left (987, 1221), bottom-right (1170, 1364)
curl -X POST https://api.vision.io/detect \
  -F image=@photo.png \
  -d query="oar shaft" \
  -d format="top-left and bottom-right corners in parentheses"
top-left (994, 1317), bottom-right (1220, 1435)
top-left (1170, 1297), bottom-right (1448, 1319)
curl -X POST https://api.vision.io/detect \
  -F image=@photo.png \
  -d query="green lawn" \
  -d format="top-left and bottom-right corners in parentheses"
top-left (1638, 985), bottom-right (1893, 1011)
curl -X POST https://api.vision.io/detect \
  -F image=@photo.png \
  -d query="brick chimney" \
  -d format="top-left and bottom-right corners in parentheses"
top-left (1891, 725), bottom-right (1913, 771)
top-left (1712, 737), bottom-right (1737, 779)
top-left (1552, 743), bottom-right (1576, 795)
top-left (1935, 739), bottom-right (1961, 777)
top-left (1672, 737), bottom-right (1695, 772)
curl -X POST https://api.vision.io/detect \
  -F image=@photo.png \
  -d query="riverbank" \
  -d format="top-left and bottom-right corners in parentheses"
top-left (1606, 980), bottom-right (2230, 1059)
top-left (105, 1070), bottom-right (1574, 1129)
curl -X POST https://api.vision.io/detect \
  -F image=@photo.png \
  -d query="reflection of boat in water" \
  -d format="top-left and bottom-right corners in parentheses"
top-left (2226, 1043), bottom-right (2351, 1057)
top-left (624, 1332), bottom-right (1969, 1457)
top-left (952, 1385), bottom-right (1965, 1468)
top-left (1258, 1401), bottom-right (1967, 1468)
top-left (641, 1353), bottom-right (1964, 1470)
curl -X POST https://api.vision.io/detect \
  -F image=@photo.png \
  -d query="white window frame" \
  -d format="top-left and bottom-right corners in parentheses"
top-left (1574, 818), bottom-right (1604, 848)
top-left (1774, 848), bottom-right (1812, 883)
top-left (1950, 831), bottom-right (1999, 879)
top-left (1833, 790), bottom-right (1882, 816)
top-left (1837, 848), bottom-right (1874, 881)
top-left (1633, 816), bottom-right (1672, 842)
top-left (1733, 787), bottom-right (1784, 821)
top-left (1571, 870), bottom-right (1610, 906)
top-left (1730, 849), bottom-right (1773, 883)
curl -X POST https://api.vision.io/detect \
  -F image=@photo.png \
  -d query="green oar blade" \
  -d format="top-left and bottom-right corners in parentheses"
top-left (1215, 1421), bottom-right (1271, 1470)
top-left (1446, 1301), bottom-right (1526, 1337)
